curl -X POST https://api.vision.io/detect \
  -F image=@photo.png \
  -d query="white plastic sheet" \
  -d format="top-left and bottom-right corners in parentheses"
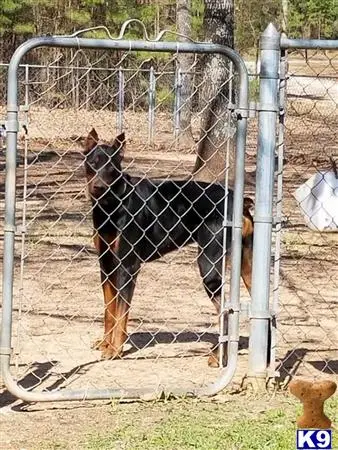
top-left (294, 170), bottom-right (338, 231)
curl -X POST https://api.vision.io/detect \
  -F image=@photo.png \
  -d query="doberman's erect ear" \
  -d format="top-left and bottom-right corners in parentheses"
top-left (243, 197), bottom-right (254, 211)
top-left (243, 197), bottom-right (254, 216)
top-left (112, 132), bottom-right (126, 159)
top-left (83, 128), bottom-right (99, 153)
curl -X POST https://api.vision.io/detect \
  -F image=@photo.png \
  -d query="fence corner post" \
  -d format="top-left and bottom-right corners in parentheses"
top-left (247, 23), bottom-right (280, 391)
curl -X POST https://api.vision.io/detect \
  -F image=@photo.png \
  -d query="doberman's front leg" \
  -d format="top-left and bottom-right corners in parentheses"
top-left (92, 272), bottom-right (118, 353)
top-left (92, 232), bottom-right (119, 354)
top-left (102, 261), bottom-right (140, 359)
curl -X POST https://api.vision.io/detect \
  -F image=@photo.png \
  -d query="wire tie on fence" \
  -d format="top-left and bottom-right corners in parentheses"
top-left (75, 36), bottom-right (81, 51)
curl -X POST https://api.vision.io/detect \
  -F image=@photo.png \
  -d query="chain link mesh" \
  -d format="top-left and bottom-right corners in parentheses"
top-left (276, 49), bottom-right (338, 384)
top-left (0, 46), bottom-right (254, 398)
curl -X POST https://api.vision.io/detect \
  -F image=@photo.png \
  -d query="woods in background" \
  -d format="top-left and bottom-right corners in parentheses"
top-left (1, 0), bottom-right (337, 62)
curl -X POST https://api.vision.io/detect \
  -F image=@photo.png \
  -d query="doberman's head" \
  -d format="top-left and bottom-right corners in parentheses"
top-left (83, 128), bottom-right (126, 200)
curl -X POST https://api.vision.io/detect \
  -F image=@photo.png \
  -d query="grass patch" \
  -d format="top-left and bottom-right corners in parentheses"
top-left (82, 396), bottom-right (338, 450)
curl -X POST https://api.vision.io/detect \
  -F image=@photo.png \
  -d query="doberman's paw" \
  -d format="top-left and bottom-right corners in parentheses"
top-left (208, 352), bottom-right (220, 368)
top-left (207, 347), bottom-right (228, 368)
top-left (92, 338), bottom-right (109, 351)
top-left (101, 346), bottom-right (123, 360)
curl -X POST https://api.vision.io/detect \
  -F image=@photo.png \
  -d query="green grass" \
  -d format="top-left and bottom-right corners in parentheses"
top-left (82, 396), bottom-right (338, 450)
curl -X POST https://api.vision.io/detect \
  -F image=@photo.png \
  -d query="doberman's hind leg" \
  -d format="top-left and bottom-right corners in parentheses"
top-left (241, 247), bottom-right (252, 295)
top-left (241, 217), bottom-right (253, 295)
top-left (197, 224), bottom-right (229, 368)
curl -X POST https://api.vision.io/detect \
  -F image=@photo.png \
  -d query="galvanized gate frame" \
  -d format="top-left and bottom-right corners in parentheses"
top-left (0, 35), bottom-right (249, 402)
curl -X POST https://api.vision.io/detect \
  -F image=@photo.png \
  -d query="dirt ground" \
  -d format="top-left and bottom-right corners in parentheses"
top-left (0, 53), bottom-right (337, 448)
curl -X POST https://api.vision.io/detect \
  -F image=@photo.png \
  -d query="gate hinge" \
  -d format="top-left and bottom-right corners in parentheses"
top-left (2, 121), bottom-right (28, 134)
top-left (218, 335), bottom-right (228, 344)
top-left (228, 102), bottom-right (257, 119)
top-left (221, 302), bottom-right (240, 314)
top-left (222, 219), bottom-right (233, 228)
top-left (4, 120), bottom-right (20, 133)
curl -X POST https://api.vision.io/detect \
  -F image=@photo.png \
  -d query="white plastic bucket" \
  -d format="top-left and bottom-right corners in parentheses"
top-left (293, 170), bottom-right (338, 231)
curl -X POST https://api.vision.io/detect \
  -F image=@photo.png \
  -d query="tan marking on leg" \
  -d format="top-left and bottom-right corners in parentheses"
top-left (208, 297), bottom-right (228, 368)
top-left (242, 215), bottom-right (254, 239)
top-left (92, 278), bottom-right (117, 352)
top-left (241, 244), bottom-right (252, 295)
top-left (102, 298), bottom-right (130, 359)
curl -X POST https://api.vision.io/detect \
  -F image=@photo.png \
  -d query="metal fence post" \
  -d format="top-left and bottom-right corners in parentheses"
top-left (270, 47), bottom-right (287, 382)
top-left (174, 68), bottom-right (181, 139)
top-left (248, 23), bottom-right (280, 388)
top-left (117, 66), bottom-right (124, 134)
top-left (148, 66), bottom-right (156, 145)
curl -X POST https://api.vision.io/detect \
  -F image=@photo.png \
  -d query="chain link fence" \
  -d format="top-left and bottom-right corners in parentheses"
top-left (0, 60), bottom-right (202, 145)
top-left (275, 48), bottom-right (338, 384)
top-left (0, 45), bottom-right (255, 398)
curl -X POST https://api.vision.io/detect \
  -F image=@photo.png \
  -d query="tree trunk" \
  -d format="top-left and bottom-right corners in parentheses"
top-left (281, 0), bottom-right (288, 33)
top-left (176, 0), bottom-right (195, 146)
top-left (192, 0), bottom-right (236, 183)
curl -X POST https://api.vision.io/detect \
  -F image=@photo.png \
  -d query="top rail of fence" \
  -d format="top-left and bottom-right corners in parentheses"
top-left (0, 62), bottom-right (199, 76)
top-left (281, 37), bottom-right (338, 50)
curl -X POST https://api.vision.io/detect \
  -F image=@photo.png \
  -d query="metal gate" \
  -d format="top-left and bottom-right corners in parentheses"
top-left (0, 25), bottom-right (250, 402)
